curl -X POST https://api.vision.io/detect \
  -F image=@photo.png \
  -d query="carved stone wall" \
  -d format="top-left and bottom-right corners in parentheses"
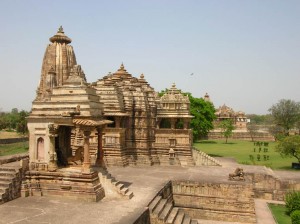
top-left (172, 181), bottom-right (256, 223)
top-left (208, 130), bottom-right (274, 141)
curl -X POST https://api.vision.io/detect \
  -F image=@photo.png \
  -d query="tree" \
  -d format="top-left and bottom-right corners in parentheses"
top-left (276, 135), bottom-right (300, 163)
top-left (16, 110), bottom-right (29, 134)
top-left (268, 99), bottom-right (300, 135)
top-left (247, 123), bottom-right (259, 142)
top-left (219, 119), bottom-right (235, 143)
top-left (186, 93), bottom-right (216, 141)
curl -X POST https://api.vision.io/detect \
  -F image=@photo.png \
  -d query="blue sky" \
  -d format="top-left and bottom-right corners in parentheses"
top-left (0, 0), bottom-right (299, 114)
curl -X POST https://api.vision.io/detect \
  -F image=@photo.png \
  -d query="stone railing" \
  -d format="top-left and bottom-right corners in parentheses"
top-left (192, 148), bottom-right (222, 166)
top-left (0, 153), bottom-right (29, 165)
top-left (0, 137), bottom-right (28, 144)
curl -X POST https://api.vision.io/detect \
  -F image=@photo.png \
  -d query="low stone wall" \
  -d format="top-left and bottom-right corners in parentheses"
top-left (208, 131), bottom-right (274, 141)
top-left (0, 137), bottom-right (28, 144)
top-left (0, 153), bottom-right (29, 165)
top-left (246, 170), bottom-right (300, 201)
top-left (172, 180), bottom-right (256, 223)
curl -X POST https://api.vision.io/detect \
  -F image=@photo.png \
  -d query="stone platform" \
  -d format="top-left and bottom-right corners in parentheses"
top-left (23, 167), bottom-right (105, 202)
top-left (1, 162), bottom-right (300, 223)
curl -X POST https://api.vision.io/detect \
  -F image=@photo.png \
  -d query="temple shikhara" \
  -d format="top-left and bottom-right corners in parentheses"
top-left (24, 26), bottom-right (195, 201)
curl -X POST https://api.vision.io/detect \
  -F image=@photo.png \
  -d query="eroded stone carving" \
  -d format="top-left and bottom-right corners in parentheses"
top-left (229, 167), bottom-right (245, 181)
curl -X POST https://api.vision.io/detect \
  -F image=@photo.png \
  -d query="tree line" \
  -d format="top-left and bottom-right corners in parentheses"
top-left (0, 108), bottom-right (29, 134)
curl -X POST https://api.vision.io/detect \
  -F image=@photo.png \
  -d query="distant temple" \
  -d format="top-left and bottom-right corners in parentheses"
top-left (215, 104), bottom-right (248, 130)
top-left (24, 27), bottom-right (195, 201)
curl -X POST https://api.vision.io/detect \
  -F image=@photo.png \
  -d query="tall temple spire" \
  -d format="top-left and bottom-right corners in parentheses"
top-left (36, 26), bottom-right (77, 100)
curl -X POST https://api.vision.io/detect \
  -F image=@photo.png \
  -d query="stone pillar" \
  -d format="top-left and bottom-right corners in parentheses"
top-left (96, 127), bottom-right (104, 167)
top-left (115, 117), bottom-right (121, 128)
top-left (171, 119), bottom-right (175, 129)
top-left (48, 133), bottom-right (58, 171)
top-left (184, 120), bottom-right (189, 130)
top-left (48, 123), bottom-right (58, 171)
top-left (82, 130), bottom-right (92, 173)
top-left (156, 118), bottom-right (161, 129)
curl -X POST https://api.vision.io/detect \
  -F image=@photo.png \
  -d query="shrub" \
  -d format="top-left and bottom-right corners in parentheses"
top-left (291, 210), bottom-right (300, 224)
top-left (285, 191), bottom-right (300, 215)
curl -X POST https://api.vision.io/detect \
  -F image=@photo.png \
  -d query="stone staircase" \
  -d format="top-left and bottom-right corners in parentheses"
top-left (192, 148), bottom-right (222, 166)
top-left (0, 165), bottom-right (23, 204)
top-left (148, 195), bottom-right (198, 224)
top-left (97, 167), bottom-right (134, 199)
top-left (148, 181), bottom-right (198, 224)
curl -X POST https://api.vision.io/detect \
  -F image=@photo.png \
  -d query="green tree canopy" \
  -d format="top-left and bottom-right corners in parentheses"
top-left (186, 93), bottom-right (216, 141)
top-left (0, 109), bottom-right (29, 134)
top-left (246, 123), bottom-right (259, 142)
top-left (276, 135), bottom-right (300, 163)
top-left (268, 99), bottom-right (300, 135)
top-left (219, 119), bottom-right (235, 143)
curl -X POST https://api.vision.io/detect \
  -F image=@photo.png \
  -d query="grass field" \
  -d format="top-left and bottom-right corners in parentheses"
top-left (194, 139), bottom-right (297, 170)
top-left (268, 203), bottom-right (291, 224)
top-left (0, 141), bottom-right (29, 156)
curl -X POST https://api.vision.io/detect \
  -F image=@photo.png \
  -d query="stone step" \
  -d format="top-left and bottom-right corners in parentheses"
top-left (0, 170), bottom-right (16, 177)
top-left (124, 190), bottom-right (134, 199)
top-left (120, 187), bottom-right (128, 195)
top-left (159, 202), bottom-right (173, 221)
top-left (111, 180), bottom-right (119, 186)
top-left (0, 176), bottom-right (14, 182)
top-left (116, 183), bottom-right (124, 192)
top-left (174, 210), bottom-right (185, 224)
top-left (153, 198), bottom-right (167, 217)
top-left (0, 167), bottom-right (18, 172)
top-left (149, 195), bottom-right (162, 212)
top-left (182, 215), bottom-right (191, 224)
top-left (190, 220), bottom-right (198, 224)
top-left (166, 207), bottom-right (179, 224)
top-left (0, 181), bottom-right (11, 188)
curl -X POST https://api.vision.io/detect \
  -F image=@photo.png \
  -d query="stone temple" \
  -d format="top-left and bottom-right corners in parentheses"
top-left (24, 26), bottom-right (195, 201)
top-left (3, 26), bottom-right (300, 224)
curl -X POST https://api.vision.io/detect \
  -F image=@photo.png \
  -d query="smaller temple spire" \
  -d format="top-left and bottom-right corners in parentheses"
top-left (114, 63), bottom-right (129, 77)
top-left (49, 26), bottom-right (72, 44)
top-left (204, 93), bottom-right (211, 102)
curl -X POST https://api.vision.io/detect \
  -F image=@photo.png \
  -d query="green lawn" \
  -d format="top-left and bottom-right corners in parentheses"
top-left (268, 203), bottom-right (291, 224)
top-left (194, 139), bottom-right (297, 170)
top-left (0, 141), bottom-right (29, 156)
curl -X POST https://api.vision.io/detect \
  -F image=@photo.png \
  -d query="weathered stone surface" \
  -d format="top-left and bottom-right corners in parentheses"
top-left (172, 181), bottom-right (256, 223)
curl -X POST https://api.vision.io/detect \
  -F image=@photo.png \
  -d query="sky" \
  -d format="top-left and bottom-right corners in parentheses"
top-left (0, 0), bottom-right (300, 115)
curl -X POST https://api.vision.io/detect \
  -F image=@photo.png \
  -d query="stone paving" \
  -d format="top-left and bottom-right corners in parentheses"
top-left (0, 159), bottom-right (299, 224)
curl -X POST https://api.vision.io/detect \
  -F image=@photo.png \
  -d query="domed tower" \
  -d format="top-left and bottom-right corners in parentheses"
top-left (36, 26), bottom-right (77, 100)
top-left (94, 64), bottom-right (158, 166)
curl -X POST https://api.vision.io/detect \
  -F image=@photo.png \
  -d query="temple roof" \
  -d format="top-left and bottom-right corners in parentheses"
top-left (113, 63), bottom-right (130, 77)
top-left (49, 26), bottom-right (72, 44)
top-left (73, 118), bottom-right (113, 127)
